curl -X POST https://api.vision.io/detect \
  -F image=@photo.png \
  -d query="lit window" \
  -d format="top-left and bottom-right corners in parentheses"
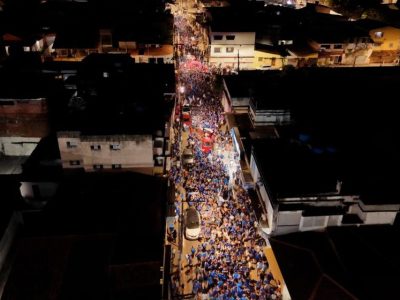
top-left (226, 47), bottom-right (234, 53)
top-left (320, 44), bottom-right (330, 49)
top-left (69, 160), bottom-right (80, 166)
top-left (90, 145), bottom-right (101, 151)
top-left (110, 143), bottom-right (121, 150)
top-left (226, 35), bottom-right (235, 40)
top-left (214, 47), bottom-right (221, 53)
top-left (112, 164), bottom-right (122, 169)
top-left (214, 35), bottom-right (223, 40)
top-left (67, 141), bottom-right (78, 148)
top-left (333, 44), bottom-right (343, 49)
top-left (374, 31), bottom-right (383, 38)
top-left (93, 164), bottom-right (103, 170)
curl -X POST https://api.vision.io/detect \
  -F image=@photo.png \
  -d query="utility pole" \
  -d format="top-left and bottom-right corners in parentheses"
top-left (237, 49), bottom-right (240, 71)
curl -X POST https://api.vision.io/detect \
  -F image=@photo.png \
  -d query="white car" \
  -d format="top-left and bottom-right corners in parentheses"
top-left (184, 207), bottom-right (201, 240)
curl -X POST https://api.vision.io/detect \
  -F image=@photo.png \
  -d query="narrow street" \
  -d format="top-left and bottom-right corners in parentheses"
top-left (168, 1), bottom-right (283, 299)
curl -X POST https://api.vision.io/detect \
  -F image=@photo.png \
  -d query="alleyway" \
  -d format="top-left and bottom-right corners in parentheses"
top-left (168, 2), bottom-right (283, 299)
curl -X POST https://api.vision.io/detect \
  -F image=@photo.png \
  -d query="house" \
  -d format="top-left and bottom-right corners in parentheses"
top-left (113, 15), bottom-right (174, 64)
top-left (307, 17), bottom-right (374, 66)
top-left (222, 71), bottom-right (292, 126)
top-left (270, 226), bottom-right (400, 300)
top-left (249, 137), bottom-right (400, 236)
top-left (52, 27), bottom-right (99, 61)
top-left (360, 21), bottom-right (400, 65)
top-left (207, 7), bottom-right (256, 70)
top-left (56, 54), bottom-right (175, 175)
top-left (1, 32), bottom-right (45, 57)
top-left (253, 44), bottom-right (289, 70)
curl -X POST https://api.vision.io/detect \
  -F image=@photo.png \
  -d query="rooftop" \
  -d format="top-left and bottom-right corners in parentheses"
top-left (271, 225), bottom-right (400, 300)
top-left (57, 54), bottom-right (175, 135)
top-left (224, 71), bottom-right (293, 110)
top-left (252, 138), bottom-right (341, 199)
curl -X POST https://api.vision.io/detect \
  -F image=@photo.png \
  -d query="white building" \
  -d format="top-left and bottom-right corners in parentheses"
top-left (207, 8), bottom-right (256, 70)
top-left (249, 139), bottom-right (400, 236)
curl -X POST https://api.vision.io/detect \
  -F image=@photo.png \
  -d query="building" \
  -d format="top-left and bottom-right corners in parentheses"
top-left (270, 225), bottom-right (400, 300)
top-left (222, 71), bottom-right (292, 126)
top-left (307, 17), bottom-right (374, 66)
top-left (249, 138), bottom-right (399, 236)
top-left (358, 21), bottom-right (400, 65)
top-left (56, 54), bottom-right (175, 175)
top-left (207, 7), bottom-right (256, 70)
top-left (0, 72), bottom-right (57, 156)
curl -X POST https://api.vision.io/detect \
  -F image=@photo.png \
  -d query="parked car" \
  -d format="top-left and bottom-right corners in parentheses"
top-left (184, 207), bottom-right (201, 240)
top-left (182, 148), bottom-right (194, 168)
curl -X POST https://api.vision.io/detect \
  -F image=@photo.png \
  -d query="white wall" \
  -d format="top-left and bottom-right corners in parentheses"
top-left (20, 182), bottom-right (59, 199)
top-left (209, 32), bottom-right (255, 68)
top-left (58, 133), bottom-right (154, 171)
top-left (300, 216), bottom-right (328, 231)
top-left (0, 137), bottom-right (40, 156)
top-left (364, 211), bottom-right (397, 225)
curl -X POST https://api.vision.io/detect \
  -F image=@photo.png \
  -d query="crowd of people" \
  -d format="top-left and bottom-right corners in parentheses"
top-left (169, 8), bottom-right (282, 300)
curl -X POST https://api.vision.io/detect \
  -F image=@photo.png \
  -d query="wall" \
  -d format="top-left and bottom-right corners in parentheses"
top-left (0, 137), bottom-right (40, 156)
top-left (250, 154), bottom-right (274, 228)
top-left (20, 182), bottom-right (59, 199)
top-left (58, 133), bottom-right (154, 173)
top-left (300, 216), bottom-right (328, 231)
top-left (250, 108), bottom-right (291, 126)
top-left (0, 98), bottom-right (47, 115)
top-left (370, 27), bottom-right (400, 51)
top-left (57, 134), bottom-right (83, 169)
top-left (364, 211), bottom-right (397, 225)
top-left (209, 32), bottom-right (255, 69)
top-left (253, 50), bottom-right (285, 69)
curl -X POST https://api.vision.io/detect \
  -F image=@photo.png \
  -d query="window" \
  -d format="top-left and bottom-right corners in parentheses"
top-left (155, 157), bottom-right (165, 167)
top-left (103, 72), bottom-right (109, 78)
top-left (320, 44), bottom-right (330, 49)
top-left (154, 140), bottom-right (163, 148)
top-left (112, 164), bottom-right (122, 169)
top-left (90, 144), bottom-right (101, 151)
top-left (69, 160), bottom-right (80, 166)
top-left (67, 141), bottom-right (78, 148)
top-left (226, 47), bottom-right (234, 53)
top-left (110, 143), bottom-right (121, 150)
top-left (333, 44), bottom-right (343, 49)
top-left (374, 31), bottom-right (384, 38)
top-left (214, 47), bottom-right (221, 53)
top-left (271, 58), bottom-right (276, 66)
top-left (226, 35), bottom-right (235, 40)
top-left (213, 35), bottom-right (223, 40)
top-left (258, 57), bottom-right (263, 62)
top-left (93, 164), bottom-right (103, 170)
